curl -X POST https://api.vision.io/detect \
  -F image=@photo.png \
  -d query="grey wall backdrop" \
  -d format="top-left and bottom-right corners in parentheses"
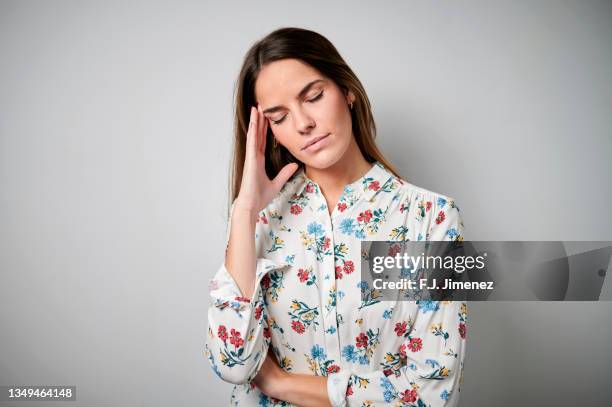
top-left (1, 1), bottom-right (611, 406)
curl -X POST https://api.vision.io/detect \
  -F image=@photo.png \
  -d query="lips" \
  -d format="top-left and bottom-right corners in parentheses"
top-left (302, 134), bottom-right (330, 150)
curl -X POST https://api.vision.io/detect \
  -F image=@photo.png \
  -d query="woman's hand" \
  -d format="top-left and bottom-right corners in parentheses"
top-left (252, 347), bottom-right (290, 399)
top-left (235, 105), bottom-right (299, 214)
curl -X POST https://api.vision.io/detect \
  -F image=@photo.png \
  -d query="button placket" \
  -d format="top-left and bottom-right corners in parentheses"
top-left (309, 184), bottom-right (343, 369)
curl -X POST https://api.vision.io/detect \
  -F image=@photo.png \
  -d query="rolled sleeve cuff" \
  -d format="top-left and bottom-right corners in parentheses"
top-left (326, 370), bottom-right (352, 407)
top-left (209, 258), bottom-right (289, 311)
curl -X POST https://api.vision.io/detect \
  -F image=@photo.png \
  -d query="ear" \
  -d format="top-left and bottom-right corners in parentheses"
top-left (345, 89), bottom-right (356, 105)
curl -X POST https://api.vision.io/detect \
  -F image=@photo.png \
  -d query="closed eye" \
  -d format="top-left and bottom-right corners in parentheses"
top-left (270, 91), bottom-right (324, 125)
top-left (308, 91), bottom-right (324, 102)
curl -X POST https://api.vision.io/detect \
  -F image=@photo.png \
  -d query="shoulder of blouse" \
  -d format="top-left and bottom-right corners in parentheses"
top-left (388, 171), bottom-right (458, 205)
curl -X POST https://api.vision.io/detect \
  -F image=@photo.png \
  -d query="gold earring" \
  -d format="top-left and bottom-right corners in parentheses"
top-left (349, 101), bottom-right (354, 109)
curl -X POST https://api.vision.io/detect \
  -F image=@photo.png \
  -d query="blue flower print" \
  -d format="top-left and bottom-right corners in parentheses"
top-left (380, 376), bottom-right (394, 402)
top-left (425, 359), bottom-right (440, 368)
top-left (441, 389), bottom-right (450, 400)
top-left (342, 345), bottom-right (358, 363)
top-left (339, 218), bottom-right (356, 235)
top-left (307, 222), bottom-right (324, 236)
top-left (311, 344), bottom-right (326, 361)
top-left (417, 300), bottom-right (440, 313)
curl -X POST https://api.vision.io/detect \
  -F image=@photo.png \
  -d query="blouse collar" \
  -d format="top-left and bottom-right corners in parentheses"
top-left (290, 160), bottom-right (394, 203)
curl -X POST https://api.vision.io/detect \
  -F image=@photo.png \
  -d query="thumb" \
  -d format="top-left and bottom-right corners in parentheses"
top-left (271, 162), bottom-right (299, 193)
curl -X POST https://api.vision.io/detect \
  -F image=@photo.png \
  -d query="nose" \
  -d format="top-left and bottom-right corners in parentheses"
top-left (293, 106), bottom-right (315, 135)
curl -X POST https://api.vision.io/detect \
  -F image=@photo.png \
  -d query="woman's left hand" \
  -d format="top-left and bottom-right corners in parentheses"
top-left (253, 347), bottom-right (290, 399)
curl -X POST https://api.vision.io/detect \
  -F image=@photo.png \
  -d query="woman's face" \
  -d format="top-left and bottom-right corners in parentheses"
top-left (254, 58), bottom-right (355, 169)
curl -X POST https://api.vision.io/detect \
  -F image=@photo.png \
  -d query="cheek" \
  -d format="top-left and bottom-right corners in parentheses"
top-left (273, 129), bottom-right (300, 151)
top-left (320, 93), bottom-right (350, 129)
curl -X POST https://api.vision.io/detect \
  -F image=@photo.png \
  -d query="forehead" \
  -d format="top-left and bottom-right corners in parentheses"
top-left (255, 59), bottom-right (324, 105)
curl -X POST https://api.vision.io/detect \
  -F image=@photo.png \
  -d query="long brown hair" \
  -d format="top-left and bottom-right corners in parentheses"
top-left (228, 27), bottom-right (401, 214)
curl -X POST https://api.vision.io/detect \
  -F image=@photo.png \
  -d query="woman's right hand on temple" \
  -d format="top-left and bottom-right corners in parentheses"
top-left (234, 105), bottom-right (299, 214)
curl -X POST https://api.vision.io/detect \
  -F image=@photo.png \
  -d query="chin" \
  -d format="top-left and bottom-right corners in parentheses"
top-left (302, 157), bottom-right (337, 169)
top-left (300, 149), bottom-right (346, 169)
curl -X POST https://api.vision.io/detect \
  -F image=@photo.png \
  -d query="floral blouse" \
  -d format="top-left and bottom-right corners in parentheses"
top-left (205, 161), bottom-right (467, 406)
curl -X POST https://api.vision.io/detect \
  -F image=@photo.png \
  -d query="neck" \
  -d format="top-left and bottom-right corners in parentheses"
top-left (304, 137), bottom-right (372, 196)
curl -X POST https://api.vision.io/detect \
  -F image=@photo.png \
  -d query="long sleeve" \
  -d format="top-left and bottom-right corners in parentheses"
top-left (204, 201), bottom-right (289, 385)
top-left (327, 197), bottom-right (468, 406)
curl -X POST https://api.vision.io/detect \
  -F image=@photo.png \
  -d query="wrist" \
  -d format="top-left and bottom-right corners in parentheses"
top-left (232, 202), bottom-right (259, 222)
top-left (270, 371), bottom-right (293, 400)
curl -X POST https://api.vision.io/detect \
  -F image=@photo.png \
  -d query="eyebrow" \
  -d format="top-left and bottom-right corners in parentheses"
top-left (262, 79), bottom-right (325, 114)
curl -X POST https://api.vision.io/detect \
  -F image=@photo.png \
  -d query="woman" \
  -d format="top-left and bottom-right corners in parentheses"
top-left (205, 27), bottom-right (467, 407)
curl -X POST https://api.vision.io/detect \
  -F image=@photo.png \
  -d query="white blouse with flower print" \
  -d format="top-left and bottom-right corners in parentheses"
top-left (205, 161), bottom-right (468, 406)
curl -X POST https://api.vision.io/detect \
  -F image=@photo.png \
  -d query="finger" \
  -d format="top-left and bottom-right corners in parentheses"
top-left (258, 105), bottom-right (268, 154)
top-left (246, 106), bottom-right (257, 161)
top-left (261, 109), bottom-right (268, 154)
top-left (272, 162), bottom-right (299, 192)
top-left (257, 104), bottom-right (265, 154)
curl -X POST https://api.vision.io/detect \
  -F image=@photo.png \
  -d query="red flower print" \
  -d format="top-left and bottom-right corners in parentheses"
top-left (435, 210), bottom-right (446, 225)
top-left (229, 328), bottom-right (244, 348)
top-left (389, 244), bottom-right (401, 257)
top-left (459, 322), bottom-right (466, 339)
top-left (398, 343), bottom-right (407, 359)
top-left (335, 265), bottom-right (343, 280)
top-left (327, 365), bottom-right (340, 374)
top-left (358, 209), bottom-right (373, 223)
top-left (425, 201), bottom-right (432, 211)
top-left (368, 180), bottom-right (380, 191)
top-left (356, 332), bottom-right (369, 348)
top-left (297, 268), bottom-right (309, 283)
top-left (291, 320), bottom-right (305, 334)
top-left (383, 368), bottom-right (393, 377)
top-left (401, 389), bottom-right (417, 403)
top-left (235, 296), bottom-right (250, 303)
top-left (346, 385), bottom-right (353, 397)
top-left (254, 305), bottom-right (263, 320)
top-left (323, 237), bottom-right (331, 250)
top-left (261, 274), bottom-right (271, 289)
top-left (305, 182), bottom-right (315, 193)
top-left (263, 327), bottom-right (271, 339)
top-left (395, 321), bottom-right (407, 337)
top-left (343, 260), bottom-right (355, 274)
top-left (217, 325), bottom-right (228, 342)
top-left (290, 204), bottom-right (302, 215)
top-left (408, 337), bottom-right (422, 352)
top-left (337, 202), bottom-right (347, 212)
